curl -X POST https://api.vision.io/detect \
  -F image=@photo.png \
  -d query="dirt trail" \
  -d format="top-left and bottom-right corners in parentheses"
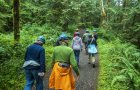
top-left (43, 49), bottom-right (99, 90)
top-left (42, 29), bottom-right (99, 90)
top-left (75, 50), bottom-right (99, 90)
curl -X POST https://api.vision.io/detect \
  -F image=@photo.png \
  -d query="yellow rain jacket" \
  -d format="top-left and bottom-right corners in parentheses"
top-left (49, 62), bottom-right (75, 90)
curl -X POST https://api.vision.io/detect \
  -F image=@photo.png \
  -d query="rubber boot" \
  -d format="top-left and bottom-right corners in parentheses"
top-left (91, 56), bottom-right (96, 68)
top-left (88, 56), bottom-right (92, 64)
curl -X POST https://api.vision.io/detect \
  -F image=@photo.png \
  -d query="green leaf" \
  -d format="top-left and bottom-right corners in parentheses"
top-left (111, 75), bottom-right (127, 87)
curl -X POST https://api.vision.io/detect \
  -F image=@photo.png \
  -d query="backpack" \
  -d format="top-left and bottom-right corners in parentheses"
top-left (83, 33), bottom-right (89, 42)
top-left (72, 37), bottom-right (81, 50)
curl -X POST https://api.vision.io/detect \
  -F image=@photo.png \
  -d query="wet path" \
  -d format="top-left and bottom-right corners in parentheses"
top-left (76, 50), bottom-right (99, 90)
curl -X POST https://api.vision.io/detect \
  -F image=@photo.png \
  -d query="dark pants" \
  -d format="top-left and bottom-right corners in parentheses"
top-left (74, 50), bottom-right (80, 65)
top-left (24, 69), bottom-right (43, 90)
top-left (84, 42), bottom-right (88, 54)
top-left (88, 53), bottom-right (95, 57)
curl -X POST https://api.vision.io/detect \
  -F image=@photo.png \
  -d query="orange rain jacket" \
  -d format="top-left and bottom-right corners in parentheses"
top-left (49, 62), bottom-right (75, 90)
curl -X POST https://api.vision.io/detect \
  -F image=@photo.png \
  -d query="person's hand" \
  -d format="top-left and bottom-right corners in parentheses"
top-left (38, 72), bottom-right (45, 77)
top-left (76, 75), bottom-right (80, 81)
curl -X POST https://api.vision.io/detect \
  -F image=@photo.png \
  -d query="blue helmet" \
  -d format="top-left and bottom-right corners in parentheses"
top-left (58, 32), bottom-right (68, 41)
top-left (38, 36), bottom-right (46, 44)
top-left (59, 32), bottom-right (67, 38)
top-left (59, 36), bottom-right (68, 41)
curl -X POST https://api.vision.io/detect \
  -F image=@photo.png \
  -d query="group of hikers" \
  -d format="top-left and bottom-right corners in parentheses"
top-left (23, 28), bottom-right (98, 90)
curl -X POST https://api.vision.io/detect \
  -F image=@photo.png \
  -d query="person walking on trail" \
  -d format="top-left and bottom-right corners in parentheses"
top-left (49, 35), bottom-right (80, 90)
top-left (71, 32), bottom-right (83, 66)
top-left (87, 34), bottom-right (97, 68)
top-left (74, 28), bottom-right (79, 37)
top-left (82, 30), bottom-right (90, 54)
top-left (92, 30), bottom-right (98, 47)
top-left (55, 32), bottom-right (67, 46)
top-left (23, 36), bottom-right (46, 90)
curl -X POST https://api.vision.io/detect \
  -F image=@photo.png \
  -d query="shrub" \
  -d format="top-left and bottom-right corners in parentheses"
top-left (98, 38), bottom-right (140, 90)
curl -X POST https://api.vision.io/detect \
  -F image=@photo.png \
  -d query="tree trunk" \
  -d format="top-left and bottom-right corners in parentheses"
top-left (100, 0), bottom-right (106, 27)
top-left (107, 0), bottom-right (110, 6)
top-left (100, 0), bottom-right (106, 17)
top-left (13, 0), bottom-right (20, 45)
top-left (106, 0), bottom-right (110, 22)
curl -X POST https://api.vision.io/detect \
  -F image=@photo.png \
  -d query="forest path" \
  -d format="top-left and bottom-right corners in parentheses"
top-left (75, 50), bottom-right (99, 90)
top-left (75, 29), bottom-right (99, 90)
top-left (42, 30), bottom-right (99, 90)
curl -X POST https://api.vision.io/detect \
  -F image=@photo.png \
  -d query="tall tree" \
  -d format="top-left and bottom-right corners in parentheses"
top-left (100, 0), bottom-right (106, 27)
top-left (13, 0), bottom-right (20, 45)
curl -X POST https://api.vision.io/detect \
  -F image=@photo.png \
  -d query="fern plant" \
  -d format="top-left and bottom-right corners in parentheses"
top-left (111, 43), bottom-right (140, 90)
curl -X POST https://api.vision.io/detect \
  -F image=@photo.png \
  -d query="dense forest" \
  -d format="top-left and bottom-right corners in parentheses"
top-left (0, 0), bottom-right (140, 90)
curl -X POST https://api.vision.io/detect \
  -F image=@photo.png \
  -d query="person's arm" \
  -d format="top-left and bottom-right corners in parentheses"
top-left (87, 40), bottom-right (90, 47)
top-left (70, 50), bottom-right (80, 76)
top-left (94, 34), bottom-right (98, 40)
top-left (51, 49), bottom-right (55, 68)
top-left (52, 53), bottom-right (55, 66)
top-left (80, 38), bottom-right (83, 49)
top-left (74, 32), bottom-right (76, 37)
top-left (24, 47), bottom-right (28, 61)
top-left (71, 38), bottom-right (74, 48)
top-left (40, 48), bottom-right (46, 72)
top-left (82, 35), bottom-right (85, 42)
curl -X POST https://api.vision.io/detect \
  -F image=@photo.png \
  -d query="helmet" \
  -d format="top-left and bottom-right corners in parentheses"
top-left (59, 32), bottom-right (66, 38)
top-left (59, 32), bottom-right (68, 41)
top-left (38, 36), bottom-right (46, 44)
top-left (75, 32), bottom-right (80, 35)
top-left (75, 28), bottom-right (79, 31)
top-left (59, 36), bottom-right (68, 41)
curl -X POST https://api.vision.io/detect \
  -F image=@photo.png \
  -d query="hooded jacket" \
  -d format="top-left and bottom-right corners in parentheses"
top-left (72, 36), bottom-right (83, 50)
